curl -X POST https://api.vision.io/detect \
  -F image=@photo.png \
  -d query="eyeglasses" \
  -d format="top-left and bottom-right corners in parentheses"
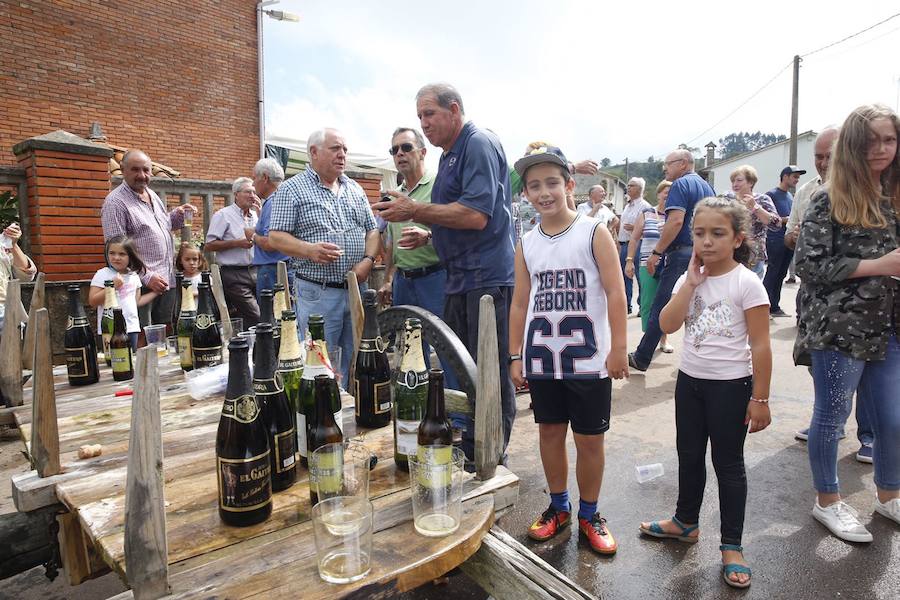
top-left (389, 143), bottom-right (420, 155)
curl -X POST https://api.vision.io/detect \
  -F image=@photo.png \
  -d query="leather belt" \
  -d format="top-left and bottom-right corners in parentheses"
top-left (398, 264), bottom-right (444, 280)
top-left (297, 274), bottom-right (347, 289)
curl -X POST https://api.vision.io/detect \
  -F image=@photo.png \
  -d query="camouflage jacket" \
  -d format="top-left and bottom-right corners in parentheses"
top-left (793, 189), bottom-right (899, 364)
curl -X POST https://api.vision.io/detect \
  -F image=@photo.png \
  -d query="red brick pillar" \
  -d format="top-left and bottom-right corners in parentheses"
top-left (13, 131), bottom-right (113, 281)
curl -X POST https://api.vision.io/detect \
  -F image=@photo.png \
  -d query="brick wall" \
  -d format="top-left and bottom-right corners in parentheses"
top-left (0, 0), bottom-right (259, 181)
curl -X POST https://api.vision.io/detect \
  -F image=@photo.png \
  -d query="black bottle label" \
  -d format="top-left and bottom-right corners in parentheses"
top-left (217, 452), bottom-right (272, 513)
top-left (354, 379), bottom-right (392, 414)
top-left (274, 428), bottom-right (297, 473)
top-left (64, 347), bottom-right (89, 377)
top-left (194, 346), bottom-right (223, 367)
top-left (222, 395), bottom-right (261, 423)
top-left (358, 336), bottom-right (386, 353)
top-left (195, 314), bottom-right (215, 329)
top-left (66, 316), bottom-right (90, 330)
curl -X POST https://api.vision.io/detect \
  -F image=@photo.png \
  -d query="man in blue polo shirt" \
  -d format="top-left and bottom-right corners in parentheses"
top-left (763, 165), bottom-right (803, 317)
top-left (629, 149), bottom-right (715, 371)
top-left (376, 83), bottom-right (516, 464)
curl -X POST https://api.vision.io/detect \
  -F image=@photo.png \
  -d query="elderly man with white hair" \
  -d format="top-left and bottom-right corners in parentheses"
top-left (619, 177), bottom-right (652, 315)
top-left (269, 128), bottom-right (380, 385)
top-left (251, 157), bottom-right (293, 299)
top-left (205, 176), bottom-right (261, 329)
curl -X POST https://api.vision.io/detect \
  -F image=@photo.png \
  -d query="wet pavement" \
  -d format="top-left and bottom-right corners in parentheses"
top-left (3, 284), bottom-right (898, 599)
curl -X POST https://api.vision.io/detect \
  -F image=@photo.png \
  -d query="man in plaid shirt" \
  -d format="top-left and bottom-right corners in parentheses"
top-left (269, 128), bottom-right (380, 385)
top-left (101, 149), bottom-right (192, 332)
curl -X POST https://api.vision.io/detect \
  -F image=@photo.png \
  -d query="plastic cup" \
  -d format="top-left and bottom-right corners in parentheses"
top-left (310, 441), bottom-right (372, 503)
top-left (143, 324), bottom-right (168, 357)
top-left (229, 317), bottom-right (244, 334)
top-left (327, 347), bottom-right (342, 385)
top-left (635, 463), bottom-right (664, 483)
top-left (408, 445), bottom-right (465, 537)
top-left (311, 496), bottom-right (373, 584)
top-left (238, 330), bottom-right (255, 357)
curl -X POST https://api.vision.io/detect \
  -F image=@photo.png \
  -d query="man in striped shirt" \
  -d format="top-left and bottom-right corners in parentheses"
top-left (101, 149), bottom-right (192, 331)
top-left (268, 128), bottom-right (380, 385)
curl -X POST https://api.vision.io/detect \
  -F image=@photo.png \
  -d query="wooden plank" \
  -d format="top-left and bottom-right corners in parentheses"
top-left (0, 279), bottom-right (23, 407)
top-left (30, 308), bottom-right (60, 477)
top-left (209, 264), bottom-right (232, 343)
top-left (0, 504), bottom-right (59, 580)
top-left (276, 260), bottom-right (291, 309)
top-left (124, 347), bottom-right (170, 599)
top-left (346, 271), bottom-right (364, 386)
top-left (474, 294), bottom-right (501, 480)
top-left (109, 495), bottom-right (495, 600)
top-left (460, 527), bottom-right (595, 600)
top-left (58, 511), bottom-right (94, 585)
top-left (21, 272), bottom-right (45, 371)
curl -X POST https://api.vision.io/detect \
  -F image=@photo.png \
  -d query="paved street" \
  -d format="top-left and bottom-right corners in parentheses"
top-left (3, 283), bottom-right (898, 600)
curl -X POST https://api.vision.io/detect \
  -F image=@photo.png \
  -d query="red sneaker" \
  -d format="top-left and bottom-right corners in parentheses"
top-left (528, 504), bottom-right (571, 541)
top-left (578, 514), bottom-right (617, 554)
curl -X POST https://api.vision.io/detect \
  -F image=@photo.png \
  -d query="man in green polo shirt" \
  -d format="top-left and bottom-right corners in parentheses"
top-left (378, 127), bottom-right (458, 388)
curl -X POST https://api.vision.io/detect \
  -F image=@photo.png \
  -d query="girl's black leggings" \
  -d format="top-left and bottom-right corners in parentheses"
top-left (674, 370), bottom-right (751, 546)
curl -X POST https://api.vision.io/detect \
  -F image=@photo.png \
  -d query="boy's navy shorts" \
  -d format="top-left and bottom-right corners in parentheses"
top-left (527, 378), bottom-right (611, 435)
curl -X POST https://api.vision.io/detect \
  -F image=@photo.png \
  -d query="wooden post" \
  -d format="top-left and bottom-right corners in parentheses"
top-left (346, 272), bottom-right (364, 387)
top-left (209, 265), bottom-right (233, 342)
top-left (30, 308), bottom-right (60, 477)
top-left (202, 193), bottom-right (213, 265)
top-left (0, 279), bottom-right (24, 407)
top-left (124, 347), bottom-right (170, 599)
top-left (474, 295), bottom-right (501, 481)
top-left (21, 272), bottom-right (45, 371)
top-left (276, 260), bottom-right (291, 309)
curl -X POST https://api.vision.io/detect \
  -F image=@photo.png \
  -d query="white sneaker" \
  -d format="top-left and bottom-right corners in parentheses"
top-left (812, 501), bottom-right (873, 542)
top-left (874, 497), bottom-right (900, 525)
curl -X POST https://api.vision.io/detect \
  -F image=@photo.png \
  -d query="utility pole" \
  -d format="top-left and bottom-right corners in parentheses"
top-left (624, 158), bottom-right (630, 180)
top-left (789, 54), bottom-right (800, 165)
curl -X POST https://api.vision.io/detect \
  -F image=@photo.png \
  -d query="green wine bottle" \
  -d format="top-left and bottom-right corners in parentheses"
top-left (177, 280), bottom-right (197, 371)
top-left (393, 318), bottom-right (428, 471)
top-left (100, 280), bottom-right (118, 367)
top-left (297, 315), bottom-right (340, 467)
top-left (277, 310), bottom-right (304, 456)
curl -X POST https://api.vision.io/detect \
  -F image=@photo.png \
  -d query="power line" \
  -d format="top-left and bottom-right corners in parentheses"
top-left (801, 12), bottom-right (900, 57)
top-left (683, 60), bottom-right (793, 146)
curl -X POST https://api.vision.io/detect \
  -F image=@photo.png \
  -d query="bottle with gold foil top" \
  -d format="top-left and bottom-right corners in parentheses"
top-left (216, 337), bottom-right (272, 526)
top-left (393, 318), bottom-right (428, 471)
top-left (192, 281), bottom-right (222, 368)
top-left (277, 310), bottom-right (304, 451)
top-left (253, 322), bottom-right (297, 492)
top-left (100, 280), bottom-right (119, 367)
top-left (109, 308), bottom-right (133, 381)
top-left (354, 289), bottom-right (392, 428)
top-left (256, 289), bottom-right (279, 365)
top-left (64, 285), bottom-right (100, 386)
top-left (309, 374), bottom-right (343, 505)
top-left (416, 369), bottom-right (453, 487)
top-left (177, 280), bottom-right (196, 371)
top-left (272, 283), bottom-right (288, 353)
top-left (297, 315), bottom-right (340, 467)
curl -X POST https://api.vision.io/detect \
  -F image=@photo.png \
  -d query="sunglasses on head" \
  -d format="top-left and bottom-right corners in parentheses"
top-left (389, 143), bottom-right (419, 155)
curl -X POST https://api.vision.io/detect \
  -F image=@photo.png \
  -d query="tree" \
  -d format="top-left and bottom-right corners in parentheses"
top-left (718, 131), bottom-right (787, 160)
top-left (601, 157), bottom-right (611, 168)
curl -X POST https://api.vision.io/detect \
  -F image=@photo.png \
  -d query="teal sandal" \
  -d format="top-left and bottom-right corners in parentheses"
top-left (720, 544), bottom-right (751, 589)
top-left (638, 516), bottom-right (699, 543)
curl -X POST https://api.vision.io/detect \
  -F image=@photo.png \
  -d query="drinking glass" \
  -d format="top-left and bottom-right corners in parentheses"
top-left (311, 496), bottom-right (373, 584)
top-left (408, 445), bottom-right (466, 537)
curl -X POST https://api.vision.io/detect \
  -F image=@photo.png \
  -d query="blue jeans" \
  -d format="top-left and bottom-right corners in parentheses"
top-left (618, 242), bottom-right (634, 311)
top-left (255, 263), bottom-right (295, 303)
top-left (751, 260), bottom-right (765, 279)
top-left (633, 246), bottom-right (693, 368)
top-left (293, 278), bottom-right (366, 387)
top-left (809, 336), bottom-right (900, 493)
top-left (392, 268), bottom-right (460, 391)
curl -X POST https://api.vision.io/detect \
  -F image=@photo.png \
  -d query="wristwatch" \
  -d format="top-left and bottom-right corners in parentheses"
top-left (363, 255), bottom-right (376, 263)
top-left (651, 249), bottom-right (664, 257)
top-left (508, 354), bottom-right (522, 364)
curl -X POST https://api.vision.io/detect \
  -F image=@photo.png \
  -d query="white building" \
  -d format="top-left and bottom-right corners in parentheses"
top-left (700, 131), bottom-right (818, 193)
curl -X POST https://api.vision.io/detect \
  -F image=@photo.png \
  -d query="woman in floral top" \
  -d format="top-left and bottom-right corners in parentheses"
top-left (793, 104), bottom-right (900, 543)
top-left (724, 165), bottom-right (781, 279)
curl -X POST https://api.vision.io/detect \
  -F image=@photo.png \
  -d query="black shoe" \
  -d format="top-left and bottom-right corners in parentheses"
top-left (770, 308), bottom-right (790, 317)
top-left (628, 352), bottom-right (647, 372)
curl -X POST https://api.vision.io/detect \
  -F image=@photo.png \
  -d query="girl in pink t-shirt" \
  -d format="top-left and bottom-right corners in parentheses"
top-left (638, 197), bottom-right (772, 590)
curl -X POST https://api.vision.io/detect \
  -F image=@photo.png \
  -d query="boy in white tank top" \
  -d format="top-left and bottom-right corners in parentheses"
top-left (509, 145), bottom-right (628, 554)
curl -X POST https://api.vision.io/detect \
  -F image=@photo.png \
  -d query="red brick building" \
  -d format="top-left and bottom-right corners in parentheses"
top-left (0, 0), bottom-right (259, 180)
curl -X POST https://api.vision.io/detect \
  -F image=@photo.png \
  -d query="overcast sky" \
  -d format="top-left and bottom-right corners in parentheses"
top-left (261, 1), bottom-right (900, 166)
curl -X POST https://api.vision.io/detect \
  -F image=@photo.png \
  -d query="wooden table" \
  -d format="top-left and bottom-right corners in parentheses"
top-left (10, 354), bottom-right (519, 598)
